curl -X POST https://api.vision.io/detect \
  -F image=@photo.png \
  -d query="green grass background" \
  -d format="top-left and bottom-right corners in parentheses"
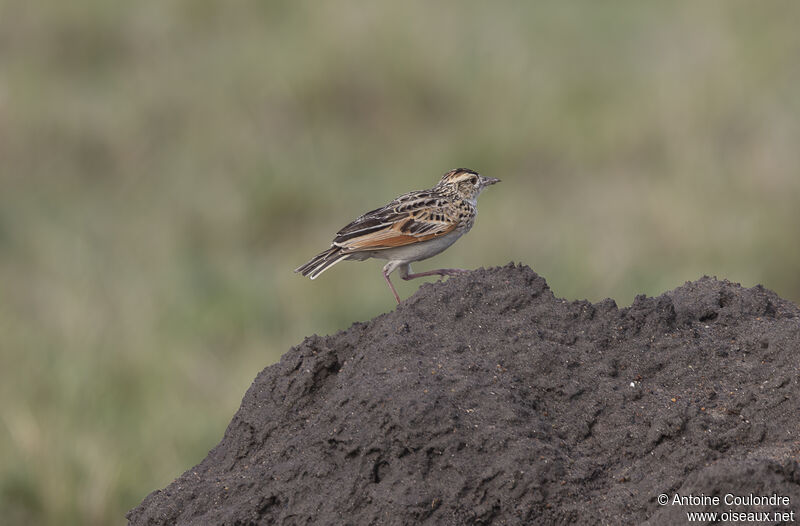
top-left (2, 1), bottom-right (799, 524)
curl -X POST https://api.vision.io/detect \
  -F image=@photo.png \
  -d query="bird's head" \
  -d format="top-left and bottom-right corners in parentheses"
top-left (436, 168), bottom-right (500, 201)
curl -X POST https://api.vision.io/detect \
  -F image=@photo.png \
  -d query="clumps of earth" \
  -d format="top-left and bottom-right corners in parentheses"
top-left (128, 264), bottom-right (800, 525)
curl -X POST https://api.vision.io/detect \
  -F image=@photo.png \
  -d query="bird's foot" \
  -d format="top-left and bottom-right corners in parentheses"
top-left (403, 268), bottom-right (469, 281)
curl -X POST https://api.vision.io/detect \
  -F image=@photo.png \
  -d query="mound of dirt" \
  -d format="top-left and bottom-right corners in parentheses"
top-left (128, 264), bottom-right (800, 525)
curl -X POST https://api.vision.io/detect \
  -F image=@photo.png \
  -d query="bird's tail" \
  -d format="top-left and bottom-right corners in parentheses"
top-left (294, 246), bottom-right (349, 280)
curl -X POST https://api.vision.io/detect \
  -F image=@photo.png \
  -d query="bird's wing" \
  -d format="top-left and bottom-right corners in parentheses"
top-left (332, 192), bottom-right (458, 252)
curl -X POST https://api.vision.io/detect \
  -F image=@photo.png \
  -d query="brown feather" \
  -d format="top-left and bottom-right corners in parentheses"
top-left (337, 221), bottom-right (457, 251)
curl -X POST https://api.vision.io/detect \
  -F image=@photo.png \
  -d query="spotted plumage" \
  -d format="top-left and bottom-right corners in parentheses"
top-left (295, 168), bottom-right (500, 303)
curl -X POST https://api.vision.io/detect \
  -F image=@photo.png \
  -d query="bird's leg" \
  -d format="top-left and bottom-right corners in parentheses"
top-left (382, 263), bottom-right (402, 304)
top-left (400, 264), bottom-right (469, 281)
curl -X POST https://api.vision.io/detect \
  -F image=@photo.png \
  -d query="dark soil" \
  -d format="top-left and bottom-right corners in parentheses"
top-left (128, 264), bottom-right (800, 525)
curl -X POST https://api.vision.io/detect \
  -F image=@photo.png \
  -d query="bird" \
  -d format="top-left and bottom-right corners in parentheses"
top-left (295, 168), bottom-right (500, 303)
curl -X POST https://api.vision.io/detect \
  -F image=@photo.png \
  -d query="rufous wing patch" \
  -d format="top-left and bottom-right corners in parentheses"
top-left (338, 221), bottom-right (457, 251)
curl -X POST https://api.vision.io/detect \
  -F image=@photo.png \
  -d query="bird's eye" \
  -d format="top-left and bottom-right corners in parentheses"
top-left (470, 176), bottom-right (478, 186)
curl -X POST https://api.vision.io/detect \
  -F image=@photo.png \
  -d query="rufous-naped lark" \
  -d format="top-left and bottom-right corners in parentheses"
top-left (295, 168), bottom-right (500, 303)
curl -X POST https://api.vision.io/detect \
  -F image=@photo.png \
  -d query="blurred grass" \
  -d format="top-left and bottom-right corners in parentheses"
top-left (1, 1), bottom-right (799, 523)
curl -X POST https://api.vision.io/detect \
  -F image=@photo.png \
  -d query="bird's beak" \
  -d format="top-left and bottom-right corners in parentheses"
top-left (483, 177), bottom-right (501, 186)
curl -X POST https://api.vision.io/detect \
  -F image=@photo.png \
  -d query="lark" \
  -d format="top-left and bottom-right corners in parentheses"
top-left (295, 168), bottom-right (500, 303)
